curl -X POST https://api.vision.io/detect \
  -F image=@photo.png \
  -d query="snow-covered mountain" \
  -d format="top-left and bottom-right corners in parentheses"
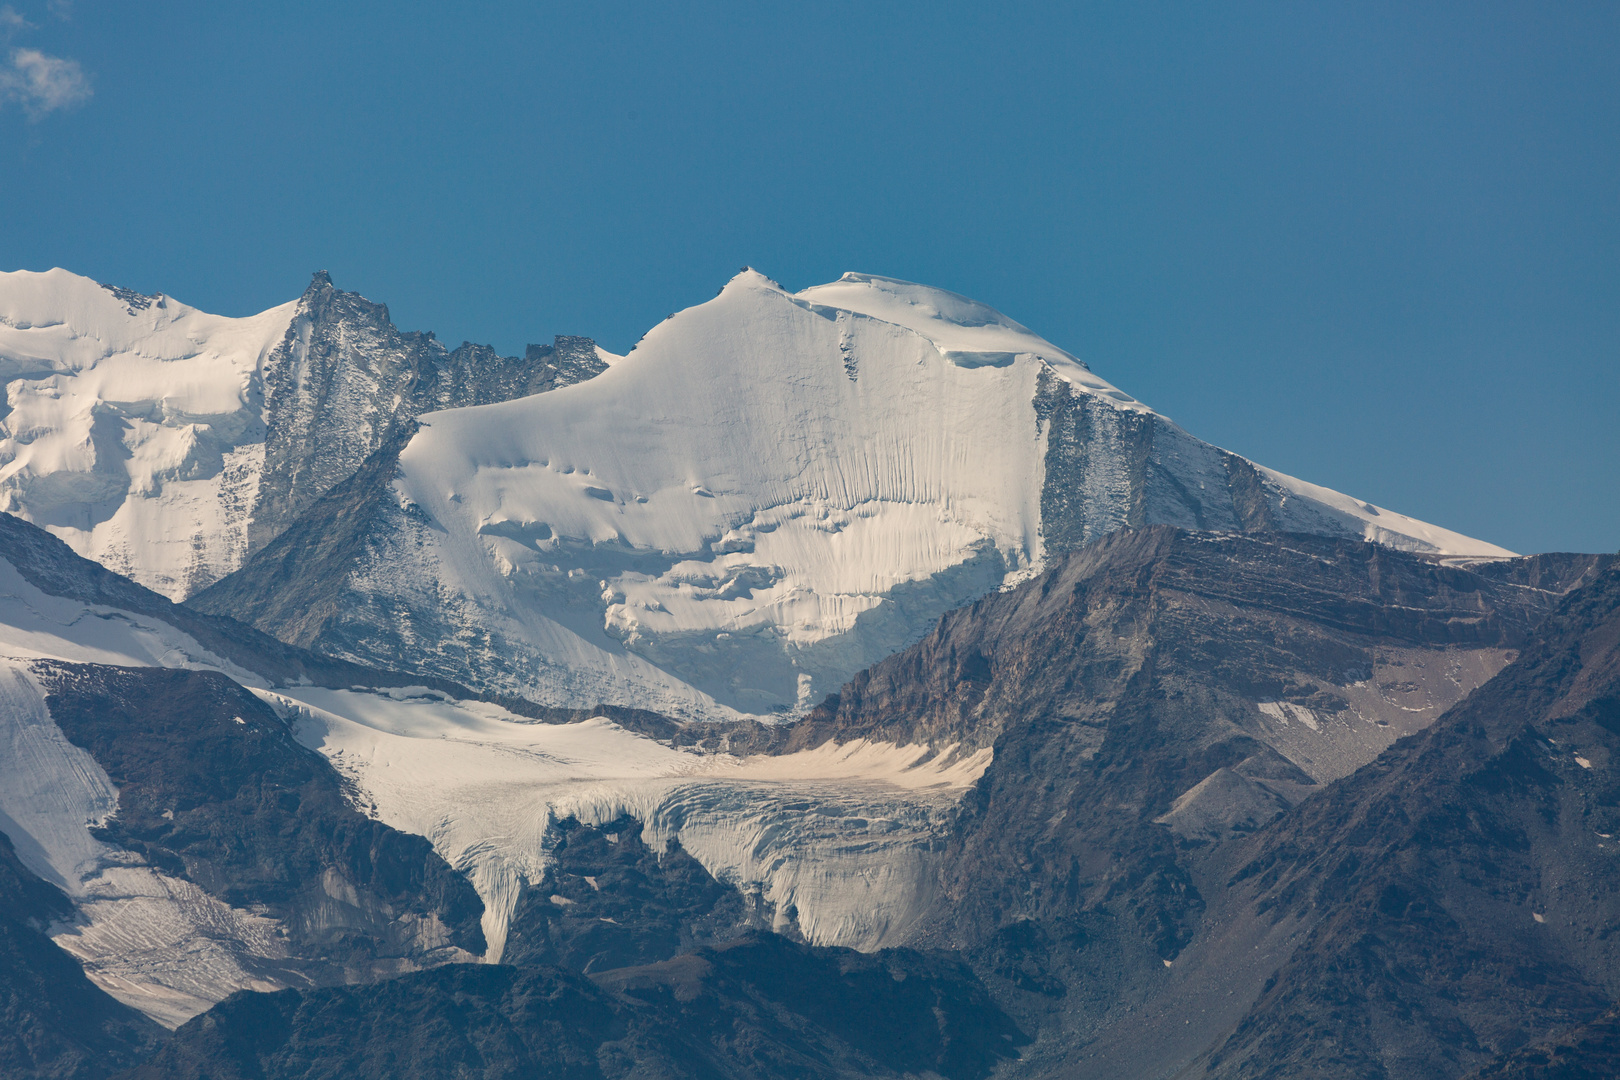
top-left (7, 265), bottom-right (1618, 1080)
top-left (4, 504), bottom-right (1602, 1078)
top-left (0, 511), bottom-right (980, 1028)
top-left (198, 269), bottom-right (1513, 719)
top-left (3, 264), bottom-right (1513, 720)
top-left (0, 268), bottom-right (606, 600)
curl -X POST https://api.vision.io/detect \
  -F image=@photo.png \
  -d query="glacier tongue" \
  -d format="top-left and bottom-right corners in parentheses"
top-left (256, 685), bottom-right (987, 963)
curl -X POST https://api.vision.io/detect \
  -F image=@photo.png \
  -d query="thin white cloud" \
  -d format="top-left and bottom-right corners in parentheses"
top-left (46, 0), bottom-right (70, 20)
top-left (0, 5), bottom-right (34, 35)
top-left (1, 47), bottom-right (91, 117)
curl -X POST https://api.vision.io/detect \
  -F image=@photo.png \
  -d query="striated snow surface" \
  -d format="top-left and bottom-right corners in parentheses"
top-left (0, 661), bottom-right (293, 1027)
top-left (370, 269), bottom-right (1511, 718)
top-left (0, 269), bottom-right (295, 599)
top-left (262, 685), bottom-right (987, 963)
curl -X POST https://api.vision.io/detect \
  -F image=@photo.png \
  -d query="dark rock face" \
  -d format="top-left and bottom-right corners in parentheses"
top-left (1460, 1005), bottom-right (1620, 1079)
top-left (0, 829), bottom-right (161, 1080)
top-left (0, 510), bottom-right (472, 697)
top-left (588, 935), bottom-right (1023, 1080)
top-left (114, 935), bottom-right (1021, 1080)
top-left (503, 815), bottom-right (775, 974)
top-left (426, 336), bottom-right (605, 413)
top-left (1030, 368), bottom-right (1420, 553)
top-left (1191, 561), bottom-right (1620, 1080)
top-left (247, 272), bottom-right (606, 556)
top-left (794, 528), bottom-right (1607, 757)
top-left (250, 274), bottom-right (443, 555)
top-left (187, 428), bottom-right (421, 652)
top-left (782, 528), bottom-right (1612, 1073)
top-left (35, 663), bottom-right (486, 978)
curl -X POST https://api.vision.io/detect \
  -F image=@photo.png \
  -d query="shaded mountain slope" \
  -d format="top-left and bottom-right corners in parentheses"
top-left (1190, 558), bottom-right (1620, 1079)
top-left (189, 426), bottom-right (423, 652)
top-left (115, 934), bottom-right (1021, 1080)
top-left (0, 510), bottom-right (466, 695)
top-left (778, 527), bottom-right (1611, 1072)
top-left (1461, 1005), bottom-right (1620, 1080)
top-left (500, 814), bottom-right (776, 974)
top-left (0, 829), bottom-right (162, 1079)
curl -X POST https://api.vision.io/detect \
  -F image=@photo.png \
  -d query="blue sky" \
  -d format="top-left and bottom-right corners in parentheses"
top-left (1, 1), bottom-right (1615, 555)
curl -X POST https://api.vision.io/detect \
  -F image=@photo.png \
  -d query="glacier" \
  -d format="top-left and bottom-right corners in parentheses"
top-left (1, 263), bottom-right (1514, 721)
top-left (0, 518), bottom-right (985, 1023)
top-left (361, 269), bottom-right (1513, 716)
top-left (260, 686), bottom-right (987, 964)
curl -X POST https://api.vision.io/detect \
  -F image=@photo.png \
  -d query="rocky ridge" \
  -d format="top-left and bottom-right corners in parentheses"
top-left (0, 268), bottom-right (605, 599)
top-left (777, 527), bottom-right (1613, 1075)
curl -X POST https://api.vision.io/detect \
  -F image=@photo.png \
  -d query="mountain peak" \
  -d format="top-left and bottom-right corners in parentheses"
top-left (3, 264), bottom-right (1517, 721)
top-left (720, 266), bottom-right (786, 294)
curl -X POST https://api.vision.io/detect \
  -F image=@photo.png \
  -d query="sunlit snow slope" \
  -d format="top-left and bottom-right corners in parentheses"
top-left (2, 264), bottom-right (1513, 718)
top-left (0, 270), bottom-right (294, 599)
top-left (377, 270), bottom-right (1511, 716)
top-left (0, 268), bottom-right (607, 600)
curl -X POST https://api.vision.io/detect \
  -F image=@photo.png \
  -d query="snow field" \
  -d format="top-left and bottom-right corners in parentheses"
top-left (0, 555), bottom-right (263, 681)
top-left (0, 268), bottom-right (296, 598)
